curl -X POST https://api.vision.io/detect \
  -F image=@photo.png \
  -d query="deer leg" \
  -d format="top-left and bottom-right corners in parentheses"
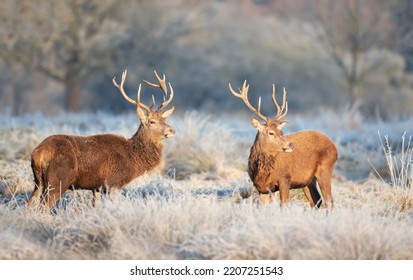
top-left (316, 168), bottom-right (334, 213)
top-left (39, 179), bottom-right (70, 211)
top-left (39, 163), bottom-right (74, 211)
top-left (27, 181), bottom-right (43, 206)
top-left (27, 161), bottom-right (44, 206)
top-left (303, 178), bottom-right (322, 208)
top-left (260, 193), bottom-right (271, 204)
top-left (92, 185), bottom-right (109, 207)
top-left (278, 181), bottom-right (290, 208)
top-left (92, 189), bottom-right (101, 207)
top-left (302, 187), bottom-right (314, 208)
top-left (93, 184), bottom-right (113, 206)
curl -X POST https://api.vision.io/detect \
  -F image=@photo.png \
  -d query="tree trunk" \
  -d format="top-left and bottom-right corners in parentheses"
top-left (65, 77), bottom-right (81, 112)
top-left (12, 87), bottom-right (22, 116)
top-left (348, 79), bottom-right (358, 108)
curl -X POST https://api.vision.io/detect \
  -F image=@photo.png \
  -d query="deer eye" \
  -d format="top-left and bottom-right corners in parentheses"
top-left (149, 119), bottom-right (157, 125)
top-left (268, 130), bottom-right (275, 136)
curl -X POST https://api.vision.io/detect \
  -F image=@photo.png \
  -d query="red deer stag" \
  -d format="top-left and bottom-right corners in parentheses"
top-left (229, 81), bottom-right (337, 211)
top-left (27, 70), bottom-right (175, 210)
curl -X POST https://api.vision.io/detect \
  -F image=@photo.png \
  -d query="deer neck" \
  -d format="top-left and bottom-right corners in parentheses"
top-left (249, 144), bottom-right (277, 169)
top-left (250, 138), bottom-right (276, 156)
top-left (129, 126), bottom-right (164, 173)
top-left (248, 141), bottom-right (277, 182)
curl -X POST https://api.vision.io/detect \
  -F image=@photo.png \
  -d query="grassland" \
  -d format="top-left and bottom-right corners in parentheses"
top-left (0, 110), bottom-right (412, 259)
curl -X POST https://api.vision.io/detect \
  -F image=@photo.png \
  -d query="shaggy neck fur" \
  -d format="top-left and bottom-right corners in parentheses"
top-left (248, 141), bottom-right (277, 183)
top-left (130, 125), bottom-right (164, 174)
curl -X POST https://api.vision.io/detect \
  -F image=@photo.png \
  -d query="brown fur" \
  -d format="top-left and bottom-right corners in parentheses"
top-left (27, 70), bottom-right (175, 210)
top-left (229, 81), bottom-right (337, 210)
top-left (248, 122), bottom-right (338, 210)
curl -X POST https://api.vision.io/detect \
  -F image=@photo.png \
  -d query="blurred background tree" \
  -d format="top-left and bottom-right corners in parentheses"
top-left (315, 0), bottom-right (393, 108)
top-left (0, 0), bottom-right (412, 119)
top-left (0, 0), bottom-right (123, 112)
top-left (393, 0), bottom-right (413, 72)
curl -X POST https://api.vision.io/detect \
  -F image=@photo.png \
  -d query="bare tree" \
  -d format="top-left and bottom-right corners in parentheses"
top-left (315, 0), bottom-right (393, 108)
top-left (0, 59), bottom-right (29, 115)
top-left (392, 0), bottom-right (413, 72)
top-left (0, 0), bottom-right (205, 113)
top-left (0, 0), bottom-right (121, 112)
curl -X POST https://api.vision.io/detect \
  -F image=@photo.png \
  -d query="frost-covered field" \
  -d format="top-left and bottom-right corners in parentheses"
top-left (0, 110), bottom-right (412, 259)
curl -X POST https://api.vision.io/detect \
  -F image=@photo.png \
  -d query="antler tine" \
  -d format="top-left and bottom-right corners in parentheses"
top-left (279, 87), bottom-right (288, 119)
top-left (271, 84), bottom-right (281, 115)
top-left (112, 70), bottom-right (138, 106)
top-left (157, 82), bottom-right (174, 111)
top-left (143, 70), bottom-right (168, 96)
top-left (135, 83), bottom-right (152, 112)
top-left (150, 95), bottom-right (156, 110)
top-left (229, 80), bottom-right (269, 123)
top-left (272, 85), bottom-right (289, 121)
top-left (143, 70), bottom-right (174, 111)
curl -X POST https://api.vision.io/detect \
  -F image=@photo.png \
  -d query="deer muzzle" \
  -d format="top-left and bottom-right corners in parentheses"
top-left (282, 142), bottom-right (294, 153)
top-left (164, 127), bottom-right (175, 138)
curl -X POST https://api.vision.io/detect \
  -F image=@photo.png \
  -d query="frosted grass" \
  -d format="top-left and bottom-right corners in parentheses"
top-left (1, 178), bottom-right (413, 260)
top-left (1, 110), bottom-right (413, 259)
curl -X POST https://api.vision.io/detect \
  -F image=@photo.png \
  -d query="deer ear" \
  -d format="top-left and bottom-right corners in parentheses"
top-left (161, 106), bottom-right (175, 119)
top-left (137, 107), bottom-right (147, 121)
top-left (251, 117), bottom-right (264, 131)
top-left (277, 120), bottom-right (288, 130)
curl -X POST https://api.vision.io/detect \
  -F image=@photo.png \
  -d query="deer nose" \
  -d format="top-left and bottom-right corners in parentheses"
top-left (283, 142), bottom-right (294, 152)
top-left (165, 127), bottom-right (175, 138)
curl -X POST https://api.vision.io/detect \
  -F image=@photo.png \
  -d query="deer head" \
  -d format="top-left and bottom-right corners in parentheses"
top-left (229, 81), bottom-right (294, 153)
top-left (113, 70), bottom-right (175, 141)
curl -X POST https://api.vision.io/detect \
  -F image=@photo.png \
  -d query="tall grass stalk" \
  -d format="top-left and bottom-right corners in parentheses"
top-left (376, 132), bottom-right (413, 190)
top-left (370, 132), bottom-right (413, 212)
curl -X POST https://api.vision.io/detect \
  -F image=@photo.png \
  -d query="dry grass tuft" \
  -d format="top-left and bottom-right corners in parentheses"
top-left (0, 111), bottom-right (413, 259)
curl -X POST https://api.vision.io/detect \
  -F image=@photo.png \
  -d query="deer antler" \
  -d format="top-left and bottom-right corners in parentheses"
top-left (112, 70), bottom-right (152, 112)
top-left (143, 70), bottom-right (174, 112)
top-left (230, 81), bottom-right (290, 124)
top-left (271, 85), bottom-right (288, 121)
top-left (229, 80), bottom-right (270, 123)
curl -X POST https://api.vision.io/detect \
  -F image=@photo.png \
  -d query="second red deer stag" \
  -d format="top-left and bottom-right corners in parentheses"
top-left (27, 70), bottom-right (175, 211)
top-left (229, 81), bottom-right (337, 211)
